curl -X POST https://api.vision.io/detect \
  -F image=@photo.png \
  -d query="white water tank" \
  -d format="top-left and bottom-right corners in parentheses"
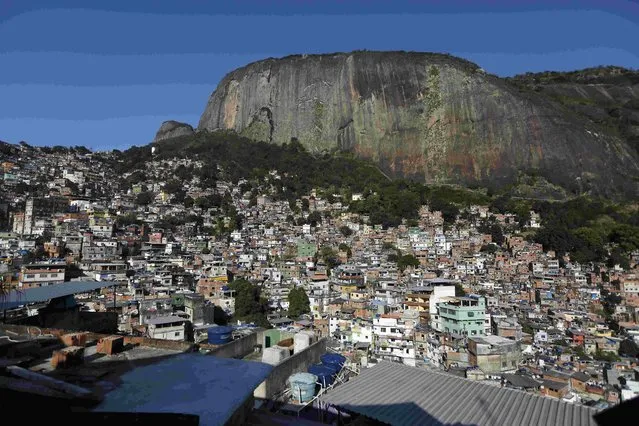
top-left (262, 346), bottom-right (290, 365)
top-left (294, 333), bottom-right (312, 353)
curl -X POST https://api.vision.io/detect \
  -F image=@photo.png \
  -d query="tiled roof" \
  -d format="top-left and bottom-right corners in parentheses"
top-left (321, 361), bottom-right (598, 426)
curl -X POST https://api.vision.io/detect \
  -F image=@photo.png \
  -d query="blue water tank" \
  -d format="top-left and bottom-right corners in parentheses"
top-left (321, 362), bottom-right (340, 377)
top-left (207, 326), bottom-right (233, 344)
top-left (321, 353), bottom-right (346, 369)
top-left (308, 364), bottom-right (335, 387)
top-left (288, 372), bottom-right (318, 403)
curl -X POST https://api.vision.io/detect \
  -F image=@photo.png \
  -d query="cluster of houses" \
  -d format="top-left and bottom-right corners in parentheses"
top-left (1, 143), bottom-right (639, 411)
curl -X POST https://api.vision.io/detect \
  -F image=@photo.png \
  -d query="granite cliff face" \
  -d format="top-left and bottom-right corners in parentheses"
top-left (197, 51), bottom-right (639, 198)
top-left (153, 120), bottom-right (194, 143)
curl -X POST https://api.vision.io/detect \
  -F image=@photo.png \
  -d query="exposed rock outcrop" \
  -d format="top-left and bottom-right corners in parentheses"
top-left (153, 121), bottom-right (194, 143)
top-left (198, 51), bottom-right (639, 198)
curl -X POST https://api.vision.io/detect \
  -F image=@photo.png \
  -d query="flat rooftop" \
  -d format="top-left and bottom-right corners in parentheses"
top-left (94, 354), bottom-right (273, 425)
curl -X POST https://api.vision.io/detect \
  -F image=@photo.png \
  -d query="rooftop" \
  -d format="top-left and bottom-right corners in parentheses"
top-left (470, 335), bottom-right (518, 346)
top-left (321, 361), bottom-right (598, 426)
top-left (0, 281), bottom-right (115, 311)
top-left (146, 316), bottom-right (187, 325)
top-left (94, 353), bottom-right (272, 425)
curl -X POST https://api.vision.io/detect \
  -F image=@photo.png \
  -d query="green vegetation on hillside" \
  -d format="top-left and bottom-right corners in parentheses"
top-left (117, 131), bottom-right (488, 228)
top-left (228, 278), bottom-right (270, 328)
top-left (530, 198), bottom-right (639, 266)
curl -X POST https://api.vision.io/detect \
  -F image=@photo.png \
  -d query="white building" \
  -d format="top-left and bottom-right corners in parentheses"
top-left (373, 314), bottom-right (416, 366)
top-left (146, 316), bottom-right (187, 341)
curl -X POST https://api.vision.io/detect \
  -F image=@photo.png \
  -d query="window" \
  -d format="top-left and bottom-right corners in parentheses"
top-left (26, 274), bottom-right (35, 278)
top-left (175, 332), bottom-right (181, 337)
top-left (381, 328), bottom-right (386, 332)
top-left (468, 312), bottom-right (474, 317)
top-left (502, 362), bottom-right (507, 368)
top-left (512, 361), bottom-right (516, 366)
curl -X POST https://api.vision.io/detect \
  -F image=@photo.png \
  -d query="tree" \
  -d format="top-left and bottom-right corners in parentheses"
top-left (619, 339), bottom-right (639, 357)
top-left (287, 287), bottom-right (311, 319)
top-left (228, 279), bottom-right (270, 327)
top-left (480, 244), bottom-right (499, 254)
top-left (184, 196), bottom-right (194, 209)
top-left (454, 283), bottom-right (466, 297)
top-left (339, 226), bottom-right (353, 237)
top-left (397, 254), bottom-right (420, 272)
top-left (594, 350), bottom-right (620, 363)
top-left (318, 246), bottom-right (340, 271)
top-left (307, 211), bottom-right (322, 227)
top-left (213, 305), bottom-right (228, 326)
top-left (135, 191), bottom-right (154, 205)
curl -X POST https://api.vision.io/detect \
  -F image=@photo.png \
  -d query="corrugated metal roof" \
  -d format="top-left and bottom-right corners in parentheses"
top-left (0, 281), bottom-right (114, 310)
top-left (321, 361), bottom-right (598, 426)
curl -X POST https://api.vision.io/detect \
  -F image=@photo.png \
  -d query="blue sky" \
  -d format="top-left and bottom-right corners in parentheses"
top-left (1, 1), bottom-right (639, 150)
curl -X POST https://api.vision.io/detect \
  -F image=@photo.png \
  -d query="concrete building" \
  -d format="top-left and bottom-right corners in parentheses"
top-left (184, 293), bottom-right (205, 325)
top-left (19, 263), bottom-right (66, 289)
top-left (432, 295), bottom-right (486, 339)
top-left (495, 317), bottom-right (523, 341)
top-left (404, 284), bottom-right (456, 324)
top-left (146, 316), bottom-right (187, 341)
top-left (373, 313), bottom-right (416, 366)
top-left (468, 335), bottom-right (522, 375)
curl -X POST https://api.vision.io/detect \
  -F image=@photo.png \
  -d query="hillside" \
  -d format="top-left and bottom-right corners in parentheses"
top-left (196, 51), bottom-right (639, 199)
top-left (507, 66), bottom-right (639, 155)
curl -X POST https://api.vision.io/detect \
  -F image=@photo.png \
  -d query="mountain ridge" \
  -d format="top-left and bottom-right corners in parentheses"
top-left (195, 50), bottom-right (639, 199)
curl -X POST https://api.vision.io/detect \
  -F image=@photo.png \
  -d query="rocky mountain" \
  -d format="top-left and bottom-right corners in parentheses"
top-left (153, 120), bottom-right (194, 143)
top-left (197, 51), bottom-right (639, 199)
top-left (507, 66), bottom-right (639, 155)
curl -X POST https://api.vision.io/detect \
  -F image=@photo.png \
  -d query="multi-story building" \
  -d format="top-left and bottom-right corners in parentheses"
top-left (621, 274), bottom-right (639, 307)
top-left (431, 295), bottom-right (486, 339)
top-left (403, 284), bottom-right (456, 324)
top-left (19, 263), bottom-right (66, 289)
top-left (373, 313), bottom-right (416, 366)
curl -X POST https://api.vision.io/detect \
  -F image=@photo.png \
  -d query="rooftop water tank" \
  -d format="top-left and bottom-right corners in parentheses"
top-left (308, 363), bottom-right (335, 387)
top-left (207, 326), bottom-right (233, 345)
top-left (288, 372), bottom-right (318, 403)
top-left (320, 361), bottom-right (340, 376)
top-left (321, 353), bottom-right (346, 369)
top-left (294, 332), bottom-right (313, 353)
top-left (262, 346), bottom-right (290, 365)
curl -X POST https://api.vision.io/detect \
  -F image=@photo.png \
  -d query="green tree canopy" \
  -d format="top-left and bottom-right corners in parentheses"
top-left (135, 191), bottom-right (154, 205)
top-left (397, 254), bottom-right (420, 272)
top-left (339, 226), bottom-right (353, 237)
top-left (228, 279), bottom-right (270, 327)
top-left (287, 287), bottom-right (311, 319)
